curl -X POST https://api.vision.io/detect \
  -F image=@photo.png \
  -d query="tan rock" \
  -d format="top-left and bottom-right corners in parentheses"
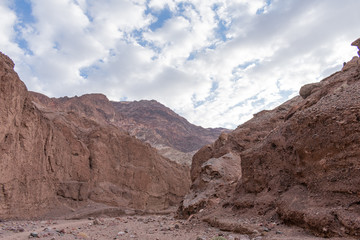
top-left (299, 82), bottom-right (321, 99)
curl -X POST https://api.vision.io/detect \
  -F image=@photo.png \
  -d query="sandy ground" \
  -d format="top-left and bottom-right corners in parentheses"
top-left (0, 214), bottom-right (357, 240)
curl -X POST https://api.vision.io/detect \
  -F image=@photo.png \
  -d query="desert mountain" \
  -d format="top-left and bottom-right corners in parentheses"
top-left (179, 39), bottom-right (360, 238)
top-left (0, 52), bottom-right (190, 219)
top-left (30, 93), bottom-right (227, 166)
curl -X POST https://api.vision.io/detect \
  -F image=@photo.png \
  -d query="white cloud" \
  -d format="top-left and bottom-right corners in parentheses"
top-left (0, 1), bottom-right (24, 60)
top-left (88, 0), bottom-right (151, 32)
top-left (2, 0), bottom-right (360, 128)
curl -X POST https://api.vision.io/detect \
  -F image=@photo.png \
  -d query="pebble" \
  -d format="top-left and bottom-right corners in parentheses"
top-left (275, 230), bottom-right (283, 234)
top-left (93, 218), bottom-right (103, 225)
top-left (252, 237), bottom-right (262, 240)
top-left (77, 232), bottom-right (88, 239)
top-left (29, 232), bottom-right (39, 238)
top-left (117, 231), bottom-right (126, 235)
top-left (239, 235), bottom-right (251, 240)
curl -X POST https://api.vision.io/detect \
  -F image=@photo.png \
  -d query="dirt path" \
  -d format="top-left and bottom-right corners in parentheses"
top-left (0, 214), bottom-right (356, 240)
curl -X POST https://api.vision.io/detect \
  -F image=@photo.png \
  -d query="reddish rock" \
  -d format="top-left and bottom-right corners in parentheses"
top-left (179, 39), bottom-right (360, 237)
top-left (30, 92), bottom-right (227, 167)
top-left (0, 51), bottom-right (190, 219)
top-left (111, 100), bottom-right (226, 153)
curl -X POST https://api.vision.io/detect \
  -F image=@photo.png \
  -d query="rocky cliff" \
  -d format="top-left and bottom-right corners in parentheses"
top-left (0, 52), bottom-right (190, 219)
top-left (179, 39), bottom-right (360, 237)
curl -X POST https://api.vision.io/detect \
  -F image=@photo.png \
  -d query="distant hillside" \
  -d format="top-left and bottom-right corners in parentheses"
top-left (30, 93), bottom-right (227, 166)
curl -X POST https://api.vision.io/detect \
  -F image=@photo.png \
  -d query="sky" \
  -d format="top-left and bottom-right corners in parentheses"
top-left (0, 0), bottom-right (359, 129)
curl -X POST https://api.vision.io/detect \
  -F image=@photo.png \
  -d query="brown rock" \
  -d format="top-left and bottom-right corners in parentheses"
top-left (57, 181), bottom-right (89, 201)
top-left (30, 92), bottom-right (228, 167)
top-left (0, 51), bottom-right (190, 219)
top-left (179, 41), bottom-right (360, 237)
top-left (111, 100), bottom-right (227, 153)
top-left (179, 152), bottom-right (241, 217)
top-left (342, 56), bottom-right (359, 71)
top-left (299, 82), bottom-right (321, 99)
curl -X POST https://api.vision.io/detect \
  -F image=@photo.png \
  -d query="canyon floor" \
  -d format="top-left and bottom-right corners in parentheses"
top-left (0, 213), bottom-right (356, 240)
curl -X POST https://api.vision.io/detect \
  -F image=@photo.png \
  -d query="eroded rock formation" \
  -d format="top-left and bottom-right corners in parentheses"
top-left (179, 39), bottom-right (360, 237)
top-left (0, 52), bottom-right (190, 219)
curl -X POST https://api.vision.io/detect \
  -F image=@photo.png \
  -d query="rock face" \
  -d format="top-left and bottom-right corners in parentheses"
top-left (111, 100), bottom-right (226, 153)
top-left (112, 100), bottom-right (227, 166)
top-left (30, 93), bottom-right (226, 166)
top-left (0, 52), bottom-right (190, 219)
top-left (179, 41), bottom-right (360, 237)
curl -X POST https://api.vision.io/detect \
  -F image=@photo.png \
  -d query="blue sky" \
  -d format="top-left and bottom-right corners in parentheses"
top-left (0, 0), bottom-right (359, 129)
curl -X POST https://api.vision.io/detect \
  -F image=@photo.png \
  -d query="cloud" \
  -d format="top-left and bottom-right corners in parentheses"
top-left (0, 1), bottom-right (24, 59)
top-left (1, 0), bottom-right (360, 128)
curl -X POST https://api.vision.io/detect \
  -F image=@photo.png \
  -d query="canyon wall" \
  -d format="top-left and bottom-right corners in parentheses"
top-left (0, 52), bottom-right (190, 219)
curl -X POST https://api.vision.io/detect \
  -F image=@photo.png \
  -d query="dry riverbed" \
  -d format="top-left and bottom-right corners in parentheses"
top-left (0, 214), bottom-right (356, 240)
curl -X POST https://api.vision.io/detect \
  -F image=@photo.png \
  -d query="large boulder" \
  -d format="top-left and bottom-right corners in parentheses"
top-left (179, 152), bottom-right (241, 217)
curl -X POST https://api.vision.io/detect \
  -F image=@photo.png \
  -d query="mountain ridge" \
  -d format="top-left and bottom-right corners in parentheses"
top-left (30, 91), bottom-right (228, 166)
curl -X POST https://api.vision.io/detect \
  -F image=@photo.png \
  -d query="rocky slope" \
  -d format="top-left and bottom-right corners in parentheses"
top-left (0, 51), bottom-right (190, 220)
top-left (179, 39), bottom-right (360, 238)
top-left (111, 100), bottom-right (226, 153)
top-left (30, 93), bottom-right (226, 166)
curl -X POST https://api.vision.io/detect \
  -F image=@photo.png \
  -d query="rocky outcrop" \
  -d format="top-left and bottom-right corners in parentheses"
top-left (179, 39), bottom-right (360, 237)
top-left (299, 82), bottom-right (321, 99)
top-left (0, 52), bottom-right (190, 219)
top-left (342, 56), bottom-right (359, 72)
top-left (178, 152), bottom-right (241, 217)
